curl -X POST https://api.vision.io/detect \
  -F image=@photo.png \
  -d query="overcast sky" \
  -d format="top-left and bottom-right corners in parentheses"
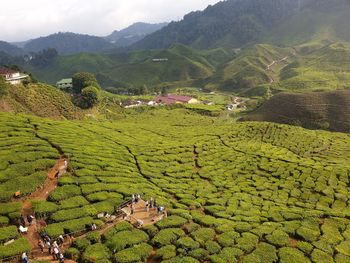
top-left (0, 0), bottom-right (221, 42)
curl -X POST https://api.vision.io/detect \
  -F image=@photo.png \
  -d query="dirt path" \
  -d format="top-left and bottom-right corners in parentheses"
top-left (20, 158), bottom-right (67, 253)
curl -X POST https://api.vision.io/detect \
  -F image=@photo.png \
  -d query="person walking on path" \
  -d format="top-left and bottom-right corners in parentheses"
top-left (22, 252), bottom-right (28, 263)
top-left (145, 200), bottom-right (149, 212)
top-left (150, 198), bottom-right (153, 208)
top-left (38, 240), bottom-right (45, 253)
top-left (131, 204), bottom-right (134, 215)
top-left (59, 253), bottom-right (65, 263)
top-left (47, 240), bottom-right (52, 254)
top-left (53, 246), bottom-right (60, 260)
top-left (58, 235), bottom-right (64, 246)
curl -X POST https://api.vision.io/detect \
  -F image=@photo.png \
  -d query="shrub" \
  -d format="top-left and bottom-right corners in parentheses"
top-left (242, 242), bottom-right (277, 263)
top-left (336, 241), bottom-right (350, 256)
top-left (189, 248), bottom-right (209, 261)
top-left (296, 227), bottom-right (320, 242)
top-left (86, 232), bottom-right (101, 244)
top-left (0, 217), bottom-right (9, 226)
top-left (278, 247), bottom-right (311, 263)
top-left (183, 222), bottom-right (200, 234)
top-left (114, 243), bottom-right (153, 263)
top-left (205, 241), bottom-right (221, 254)
top-left (82, 243), bottom-right (110, 263)
top-left (235, 233), bottom-right (259, 253)
top-left (297, 241), bottom-right (313, 254)
top-left (74, 238), bottom-right (91, 251)
top-left (162, 256), bottom-right (199, 263)
top-left (32, 201), bottom-right (58, 218)
top-left (156, 215), bottom-right (187, 229)
top-left (0, 237), bottom-right (31, 259)
top-left (218, 247), bottom-right (244, 263)
top-left (49, 185), bottom-right (81, 202)
top-left (152, 228), bottom-right (185, 247)
top-left (217, 231), bottom-right (240, 247)
top-left (105, 229), bottom-right (149, 252)
top-left (156, 245), bottom-right (177, 260)
top-left (335, 253), bottom-right (350, 263)
top-left (176, 237), bottom-right (200, 250)
top-left (0, 226), bottom-right (19, 244)
top-left (265, 230), bottom-right (290, 247)
top-left (191, 228), bottom-right (216, 244)
top-left (64, 247), bottom-right (80, 261)
top-left (142, 225), bottom-right (159, 238)
top-left (59, 196), bottom-right (89, 209)
top-left (311, 249), bottom-right (334, 263)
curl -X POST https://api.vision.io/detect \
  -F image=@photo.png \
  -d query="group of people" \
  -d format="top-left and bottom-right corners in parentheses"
top-left (39, 233), bottom-right (65, 262)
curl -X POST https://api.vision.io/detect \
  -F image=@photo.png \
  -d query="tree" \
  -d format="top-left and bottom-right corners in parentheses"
top-left (72, 72), bottom-right (99, 94)
top-left (80, 86), bottom-right (100, 109)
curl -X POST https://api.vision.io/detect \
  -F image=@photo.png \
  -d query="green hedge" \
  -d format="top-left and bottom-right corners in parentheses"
top-left (0, 226), bottom-right (19, 244)
top-left (105, 229), bottom-right (149, 252)
top-left (82, 243), bottom-right (110, 263)
top-left (114, 243), bottom-right (153, 263)
top-left (152, 228), bottom-right (186, 247)
top-left (49, 185), bottom-right (81, 202)
top-left (156, 245), bottom-right (177, 260)
top-left (0, 237), bottom-right (31, 259)
top-left (156, 215), bottom-right (187, 229)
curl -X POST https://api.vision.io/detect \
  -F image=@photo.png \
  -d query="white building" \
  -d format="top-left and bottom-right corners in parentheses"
top-left (0, 67), bottom-right (28, 85)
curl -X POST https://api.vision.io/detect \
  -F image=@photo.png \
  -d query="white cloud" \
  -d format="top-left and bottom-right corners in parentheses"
top-left (0, 0), bottom-right (220, 42)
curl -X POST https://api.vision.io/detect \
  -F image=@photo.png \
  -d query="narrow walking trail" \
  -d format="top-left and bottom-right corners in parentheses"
top-left (20, 158), bottom-right (67, 254)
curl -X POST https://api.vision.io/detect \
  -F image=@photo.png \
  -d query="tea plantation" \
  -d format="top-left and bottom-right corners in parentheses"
top-left (0, 109), bottom-right (350, 262)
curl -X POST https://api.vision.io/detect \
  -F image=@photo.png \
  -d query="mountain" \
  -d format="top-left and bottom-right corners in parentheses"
top-left (23, 32), bottom-right (113, 55)
top-left (0, 41), bottom-right (24, 56)
top-left (242, 90), bottom-right (350, 132)
top-left (131, 0), bottom-right (350, 50)
top-left (106, 22), bottom-right (168, 47)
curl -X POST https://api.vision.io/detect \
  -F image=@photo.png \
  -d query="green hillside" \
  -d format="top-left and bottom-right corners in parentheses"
top-left (276, 43), bottom-right (350, 92)
top-left (23, 45), bottom-right (231, 89)
top-left (1, 110), bottom-right (350, 262)
top-left (202, 44), bottom-right (294, 94)
top-left (242, 90), bottom-right (350, 132)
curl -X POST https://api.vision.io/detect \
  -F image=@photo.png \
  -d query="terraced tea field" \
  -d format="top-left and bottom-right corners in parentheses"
top-left (1, 109), bottom-right (350, 263)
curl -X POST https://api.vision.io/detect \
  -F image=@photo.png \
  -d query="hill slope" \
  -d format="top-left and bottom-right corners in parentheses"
top-left (22, 44), bottom-right (231, 88)
top-left (132, 0), bottom-right (350, 50)
top-left (0, 41), bottom-right (24, 56)
top-left (243, 90), bottom-right (350, 132)
top-left (0, 110), bottom-right (350, 261)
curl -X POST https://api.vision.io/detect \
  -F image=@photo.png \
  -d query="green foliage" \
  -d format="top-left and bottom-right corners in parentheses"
top-left (152, 228), bottom-right (185, 247)
top-left (156, 245), bottom-right (177, 260)
top-left (0, 76), bottom-right (9, 98)
top-left (0, 238), bottom-right (31, 259)
top-left (0, 226), bottom-right (19, 244)
top-left (176, 237), bottom-right (200, 250)
top-left (64, 247), bottom-right (80, 261)
top-left (205, 241), bottom-right (221, 254)
top-left (217, 231), bottom-right (240, 247)
top-left (72, 72), bottom-right (99, 94)
top-left (78, 86), bottom-right (100, 109)
top-left (265, 230), bottom-right (290, 247)
top-left (156, 215), bottom-right (187, 229)
top-left (113, 243), bottom-right (152, 263)
top-left (32, 201), bottom-right (58, 218)
top-left (162, 256), bottom-right (199, 263)
top-left (82, 243), bottom-right (110, 263)
top-left (190, 228), bottom-right (215, 244)
top-left (105, 229), bottom-right (148, 252)
top-left (49, 185), bottom-right (81, 202)
top-left (242, 242), bottom-right (277, 263)
top-left (279, 247), bottom-right (311, 263)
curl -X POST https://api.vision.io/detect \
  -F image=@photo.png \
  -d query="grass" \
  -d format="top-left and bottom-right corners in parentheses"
top-left (0, 109), bottom-right (350, 261)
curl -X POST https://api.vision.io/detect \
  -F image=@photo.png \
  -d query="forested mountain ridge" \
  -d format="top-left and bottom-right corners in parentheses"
top-left (131, 0), bottom-right (350, 50)
top-left (105, 22), bottom-right (168, 47)
top-left (23, 32), bottom-right (113, 55)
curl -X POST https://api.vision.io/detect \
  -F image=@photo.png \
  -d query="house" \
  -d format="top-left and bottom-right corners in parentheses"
top-left (56, 78), bottom-right (73, 90)
top-left (155, 94), bottom-right (200, 105)
top-left (0, 67), bottom-right (28, 85)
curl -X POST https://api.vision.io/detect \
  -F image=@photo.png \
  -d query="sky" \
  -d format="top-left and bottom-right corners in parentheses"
top-left (0, 0), bottom-right (221, 42)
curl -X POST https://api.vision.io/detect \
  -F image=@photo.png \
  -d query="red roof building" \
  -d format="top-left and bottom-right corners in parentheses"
top-left (155, 94), bottom-right (199, 105)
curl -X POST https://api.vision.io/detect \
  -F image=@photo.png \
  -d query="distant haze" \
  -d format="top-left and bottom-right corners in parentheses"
top-left (0, 0), bottom-right (221, 42)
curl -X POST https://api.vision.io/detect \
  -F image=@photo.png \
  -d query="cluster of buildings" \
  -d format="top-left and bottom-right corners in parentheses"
top-left (0, 67), bottom-right (28, 85)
